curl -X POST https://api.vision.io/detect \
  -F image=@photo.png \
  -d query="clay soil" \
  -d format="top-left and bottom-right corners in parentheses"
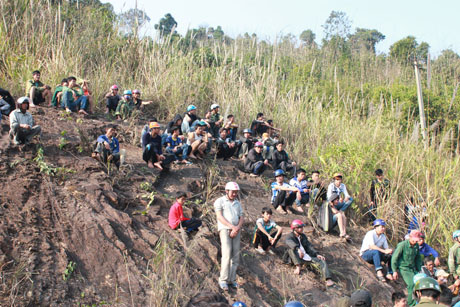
top-left (0, 108), bottom-right (404, 306)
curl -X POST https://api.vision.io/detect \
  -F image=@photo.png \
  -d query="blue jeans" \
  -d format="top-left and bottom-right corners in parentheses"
top-left (62, 92), bottom-right (88, 112)
top-left (361, 249), bottom-right (393, 273)
top-left (335, 197), bottom-right (353, 212)
top-left (253, 161), bottom-right (266, 175)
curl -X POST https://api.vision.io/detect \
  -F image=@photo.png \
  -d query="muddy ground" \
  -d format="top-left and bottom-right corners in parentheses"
top-left (0, 107), bottom-right (405, 306)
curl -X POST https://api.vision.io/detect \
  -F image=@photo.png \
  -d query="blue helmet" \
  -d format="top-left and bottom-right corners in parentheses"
top-left (413, 272), bottom-right (428, 284)
top-left (232, 302), bottom-right (247, 307)
top-left (274, 169), bottom-right (285, 177)
top-left (187, 104), bottom-right (197, 112)
top-left (453, 230), bottom-right (460, 239)
top-left (123, 90), bottom-right (132, 96)
top-left (243, 128), bottom-right (252, 134)
top-left (285, 301), bottom-right (304, 307)
top-left (373, 219), bottom-right (386, 227)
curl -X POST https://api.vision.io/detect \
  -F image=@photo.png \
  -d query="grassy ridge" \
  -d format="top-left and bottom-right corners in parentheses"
top-left (1, 0), bottom-right (460, 257)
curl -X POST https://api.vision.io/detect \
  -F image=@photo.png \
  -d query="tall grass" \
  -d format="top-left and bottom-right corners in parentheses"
top-left (2, 0), bottom-right (460, 264)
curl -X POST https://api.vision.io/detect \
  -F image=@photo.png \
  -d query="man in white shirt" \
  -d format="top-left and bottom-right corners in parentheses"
top-left (327, 173), bottom-right (354, 212)
top-left (214, 182), bottom-right (244, 291)
top-left (360, 219), bottom-right (394, 282)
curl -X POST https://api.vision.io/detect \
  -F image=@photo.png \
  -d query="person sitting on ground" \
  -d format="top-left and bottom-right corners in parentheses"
top-left (166, 114), bottom-right (184, 135)
top-left (115, 90), bottom-right (135, 120)
top-left (168, 192), bottom-right (202, 232)
top-left (284, 219), bottom-right (335, 286)
top-left (209, 103), bottom-right (223, 138)
top-left (308, 170), bottom-right (327, 205)
top-left (92, 126), bottom-right (120, 169)
top-left (142, 122), bottom-right (174, 170)
top-left (392, 292), bottom-right (408, 307)
top-left (413, 277), bottom-right (441, 306)
top-left (250, 112), bottom-right (270, 137)
top-left (132, 89), bottom-right (153, 111)
top-left (326, 173), bottom-right (354, 213)
top-left (26, 70), bottom-right (51, 107)
top-left (61, 76), bottom-right (89, 115)
top-left (252, 207), bottom-right (283, 255)
top-left (328, 193), bottom-right (350, 241)
top-left (289, 168), bottom-right (311, 213)
top-left (284, 301), bottom-right (304, 307)
top-left (244, 141), bottom-right (269, 177)
top-left (140, 118), bottom-right (159, 145)
top-left (9, 97), bottom-right (42, 145)
top-left (0, 87), bottom-right (15, 115)
top-left (418, 233), bottom-right (441, 266)
top-left (360, 219), bottom-right (393, 282)
top-left (439, 284), bottom-right (453, 307)
top-left (266, 119), bottom-right (282, 138)
top-left (238, 128), bottom-right (254, 159)
top-left (271, 169), bottom-right (300, 214)
top-left (105, 85), bottom-right (121, 113)
top-left (182, 104), bottom-right (200, 134)
top-left (369, 168), bottom-right (391, 221)
top-left (187, 121), bottom-right (211, 160)
top-left (51, 78), bottom-right (68, 108)
top-left (421, 258), bottom-right (438, 279)
top-left (271, 140), bottom-right (297, 174)
top-left (350, 289), bottom-right (372, 307)
top-left (435, 269), bottom-right (449, 286)
top-left (448, 230), bottom-right (460, 280)
top-left (261, 132), bottom-right (276, 160)
top-left (81, 79), bottom-right (93, 113)
top-left (186, 291), bottom-right (230, 307)
top-left (216, 128), bottom-right (238, 160)
top-left (165, 126), bottom-right (191, 164)
top-left (391, 230), bottom-right (423, 306)
top-left (0, 95), bottom-right (11, 122)
top-left (223, 114), bottom-right (238, 141)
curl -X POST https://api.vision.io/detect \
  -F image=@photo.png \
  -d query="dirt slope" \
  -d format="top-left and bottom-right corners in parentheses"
top-left (0, 108), bottom-right (404, 306)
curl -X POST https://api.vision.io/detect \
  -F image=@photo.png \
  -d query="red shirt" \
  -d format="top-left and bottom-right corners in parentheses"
top-left (168, 201), bottom-right (190, 229)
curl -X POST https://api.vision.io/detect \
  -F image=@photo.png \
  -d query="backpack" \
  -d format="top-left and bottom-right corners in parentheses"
top-left (317, 201), bottom-right (335, 232)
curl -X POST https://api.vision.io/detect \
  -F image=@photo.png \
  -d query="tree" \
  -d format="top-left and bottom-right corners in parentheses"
top-left (349, 28), bottom-right (385, 53)
top-left (154, 13), bottom-right (178, 37)
top-left (322, 11), bottom-right (352, 40)
top-left (390, 36), bottom-right (417, 64)
top-left (299, 29), bottom-right (316, 47)
top-left (119, 8), bottom-right (150, 36)
top-left (416, 42), bottom-right (430, 63)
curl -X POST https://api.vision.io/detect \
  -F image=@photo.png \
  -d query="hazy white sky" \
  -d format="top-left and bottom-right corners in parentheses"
top-left (105, 0), bottom-right (459, 56)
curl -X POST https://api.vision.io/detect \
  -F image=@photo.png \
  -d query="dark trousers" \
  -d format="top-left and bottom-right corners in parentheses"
top-left (252, 229), bottom-right (281, 250)
top-left (251, 161), bottom-right (266, 175)
top-left (142, 146), bottom-right (175, 166)
top-left (216, 145), bottom-right (237, 160)
top-left (285, 249), bottom-right (331, 280)
top-left (95, 142), bottom-right (120, 168)
top-left (181, 218), bottom-right (202, 232)
top-left (272, 190), bottom-right (296, 210)
top-left (276, 161), bottom-right (295, 174)
top-left (361, 250), bottom-right (393, 274)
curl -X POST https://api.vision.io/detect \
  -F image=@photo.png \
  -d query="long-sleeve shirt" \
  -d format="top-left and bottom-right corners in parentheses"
top-left (96, 135), bottom-right (120, 154)
top-left (370, 178), bottom-right (390, 203)
top-left (244, 148), bottom-right (264, 171)
top-left (168, 201), bottom-right (190, 229)
top-left (285, 232), bottom-right (318, 258)
top-left (141, 133), bottom-right (162, 154)
top-left (290, 177), bottom-right (309, 195)
top-left (327, 182), bottom-right (350, 200)
top-left (271, 150), bottom-right (291, 168)
top-left (448, 242), bottom-right (460, 277)
top-left (419, 242), bottom-right (439, 258)
top-left (9, 109), bottom-right (34, 129)
top-left (391, 240), bottom-right (422, 273)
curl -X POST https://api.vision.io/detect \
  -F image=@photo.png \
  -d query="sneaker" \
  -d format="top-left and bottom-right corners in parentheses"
top-left (219, 282), bottom-right (229, 291)
top-left (229, 281), bottom-right (238, 289)
top-left (256, 247), bottom-right (266, 255)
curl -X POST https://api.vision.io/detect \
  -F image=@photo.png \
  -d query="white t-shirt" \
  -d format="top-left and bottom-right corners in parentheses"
top-left (327, 182), bottom-right (350, 199)
top-left (359, 229), bottom-right (389, 255)
top-left (214, 195), bottom-right (243, 231)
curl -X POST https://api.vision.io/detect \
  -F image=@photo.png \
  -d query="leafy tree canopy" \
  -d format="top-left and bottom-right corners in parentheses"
top-left (154, 13), bottom-right (178, 37)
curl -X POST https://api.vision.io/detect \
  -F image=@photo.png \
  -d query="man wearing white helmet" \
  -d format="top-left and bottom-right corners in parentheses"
top-left (9, 97), bottom-right (41, 145)
top-left (209, 103), bottom-right (223, 138)
top-left (214, 182), bottom-right (244, 291)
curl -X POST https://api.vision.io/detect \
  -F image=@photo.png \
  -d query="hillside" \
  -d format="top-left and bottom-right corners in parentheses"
top-left (0, 108), bottom-right (404, 306)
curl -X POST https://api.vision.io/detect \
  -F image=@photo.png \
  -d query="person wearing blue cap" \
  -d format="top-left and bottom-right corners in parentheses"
top-left (284, 301), bottom-right (304, 307)
top-left (182, 104), bottom-right (199, 134)
top-left (115, 90), bottom-right (135, 120)
top-left (360, 219), bottom-right (393, 282)
top-left (232, 301), bottom-right (247, 307)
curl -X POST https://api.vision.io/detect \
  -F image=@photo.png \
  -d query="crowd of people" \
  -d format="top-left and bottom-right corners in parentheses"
top-left (3, 71), bottom-right (460, 307)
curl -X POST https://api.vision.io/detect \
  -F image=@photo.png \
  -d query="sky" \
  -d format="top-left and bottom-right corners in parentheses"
top-left (105, 0), bottom-right (460, 57)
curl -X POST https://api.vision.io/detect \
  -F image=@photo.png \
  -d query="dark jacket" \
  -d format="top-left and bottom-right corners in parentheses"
top-left (285, 231), bottom-right (318, 257)
top-left (142, 133), bottom-right (163, 154)
top-left (272, 149), bottom-right (291, 168)
top-left (166, 114), bottom-right (183, 134)
top-left (244, 148), bottom-right (264, 171)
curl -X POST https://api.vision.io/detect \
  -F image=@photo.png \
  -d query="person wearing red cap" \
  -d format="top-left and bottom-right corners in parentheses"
top-left (104, 85), bottom-right (121, 113)
top-left (284, 219), bottom-right (334, 286)
top-left (391, 230), bottom-right (423, 306)
top-left (244, 141), bottom-right (269, 177)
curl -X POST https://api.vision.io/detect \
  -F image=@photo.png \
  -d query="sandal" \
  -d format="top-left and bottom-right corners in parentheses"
top-left (340, 234), bottom-right (351, 242)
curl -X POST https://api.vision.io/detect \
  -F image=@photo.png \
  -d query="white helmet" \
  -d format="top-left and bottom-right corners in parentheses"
top-left (225, 182), bottom-right (240, 191)
top-left (17, 97), bottom-right (30, 104)
top-left (211, 103), bottom-right (219, 110)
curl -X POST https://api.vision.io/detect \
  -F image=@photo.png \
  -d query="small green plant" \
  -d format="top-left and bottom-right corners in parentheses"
top-left (139, 181), bottom-right (152, 192)
top-left (33, 147), bottom-right (57, 176)
top-left (59, 137), bottom-right (68, 150)
top-left (63, 261), bottom-right (76, 281)
top-left (76, 118), bottom-right (83, 124)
